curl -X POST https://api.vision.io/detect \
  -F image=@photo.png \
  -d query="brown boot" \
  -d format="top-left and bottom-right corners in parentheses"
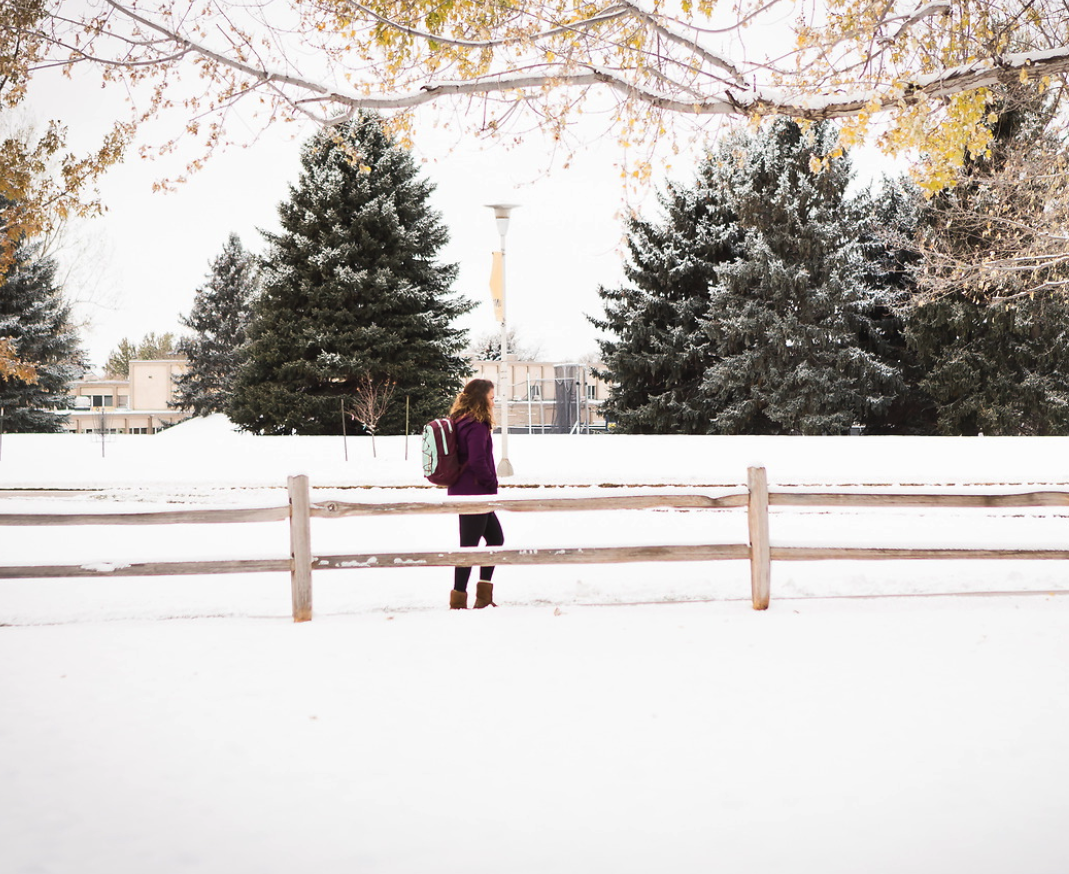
top-left (474, 581), bottom-right (497, 609)
top-left (449, 589), bottom-right (468, 610)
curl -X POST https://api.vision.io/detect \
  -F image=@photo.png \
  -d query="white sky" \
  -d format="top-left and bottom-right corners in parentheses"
top-left (25, 66), bottom-right (683, 370)
top-left (24, 53), bottom-right (898, 372)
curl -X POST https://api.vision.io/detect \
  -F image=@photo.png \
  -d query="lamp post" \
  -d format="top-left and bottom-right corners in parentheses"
top-left (487, 202), bottom-right (518, 477)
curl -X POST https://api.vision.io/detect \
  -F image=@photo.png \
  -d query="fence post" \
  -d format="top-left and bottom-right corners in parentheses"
top-left (288, 474), bottom-right (313, 622)
top-left (747, 466), bottom-right (771, 610)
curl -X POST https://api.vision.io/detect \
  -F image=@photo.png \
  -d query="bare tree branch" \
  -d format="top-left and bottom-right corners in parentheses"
top-left (7, 0), bottom-right (1069, 199)
top-left (75, 1), bottom-right (1069, 121)
top-left (349, 374), bottom-right (396, 457)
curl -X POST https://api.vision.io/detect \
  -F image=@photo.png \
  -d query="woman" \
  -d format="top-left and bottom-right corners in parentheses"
top-left (447, 378), bottom-right (504, 609)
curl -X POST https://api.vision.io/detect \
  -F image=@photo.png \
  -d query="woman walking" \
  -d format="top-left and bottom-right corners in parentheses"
top-left (447, 378), bottom-right (504, 609)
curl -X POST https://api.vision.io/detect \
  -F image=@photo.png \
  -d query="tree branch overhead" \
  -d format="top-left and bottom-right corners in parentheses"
top-left (11, 0), bottom-right (1069, 186)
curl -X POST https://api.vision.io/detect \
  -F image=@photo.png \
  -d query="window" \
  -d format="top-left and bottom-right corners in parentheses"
top-left (117, 395), bottom-right (130, 408)
top-left (89, 394), bottom-right (114, 407)
top-left (530, 383), bottom-right (542, 400)
top-left (586, 384), bottom-right (598, 400)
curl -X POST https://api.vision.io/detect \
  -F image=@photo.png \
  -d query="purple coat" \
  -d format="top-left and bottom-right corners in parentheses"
top-left (447, 416), bottom-right (499, 496)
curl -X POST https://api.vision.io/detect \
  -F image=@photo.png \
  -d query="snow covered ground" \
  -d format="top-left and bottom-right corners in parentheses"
top-left (2, 416), bottom-right (1069, 873)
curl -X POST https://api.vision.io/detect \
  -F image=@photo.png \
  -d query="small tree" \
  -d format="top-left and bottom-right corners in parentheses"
top-left (0, 223), bottom-right (85, 432)
top-left (104, 332), bottom-right (178, 378)
top-left (103, 339), bottom-right (136, 378)
top-left (173, 233), bottom-right (258, 415)
top-left (472, 327), bottom-right (543, 362)
top-left (348, 374), bottom-right (396, 457)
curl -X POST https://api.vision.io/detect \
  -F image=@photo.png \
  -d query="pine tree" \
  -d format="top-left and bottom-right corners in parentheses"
top-left (173, 233), bottom-right (258, 415)
top-left (591, 161), bottom-right (741, 433)
top-left (104, 332), bottom-right (178, 378)
top-left (699, 120), bottom-right (901, 434)
top-left (136, 332), bottom-right (177, 360)
top-left (0, 229), bottom-right (85, 432)
top-left (854, 176), bottom-right (939, 434)
top-left (103, 338), bottom-right (137, 378)
top-left (905, 86), bottom-right (1069, 435)
top-left (908, 296), bottom-right (1069, 434)
top-left (593, 121), bottom-right (906, 435)
top-left (229, 115), bottom-right (473, 435)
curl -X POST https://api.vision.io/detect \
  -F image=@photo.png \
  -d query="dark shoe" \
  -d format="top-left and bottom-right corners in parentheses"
top-left (473, 581), bottom-right (497, 609)
top-left (450, 589), bottom-right (468, 610)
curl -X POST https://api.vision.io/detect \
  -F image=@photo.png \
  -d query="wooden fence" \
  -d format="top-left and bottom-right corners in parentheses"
top-left (3, 467), bottom-right (1069, 621)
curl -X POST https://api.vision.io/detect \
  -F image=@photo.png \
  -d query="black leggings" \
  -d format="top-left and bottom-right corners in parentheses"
top-left (455, 512), bottom-right (505, 591)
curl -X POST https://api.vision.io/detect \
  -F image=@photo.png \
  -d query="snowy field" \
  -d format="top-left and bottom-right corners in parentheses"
top-left (3, 416), bottom-right (1069, 873)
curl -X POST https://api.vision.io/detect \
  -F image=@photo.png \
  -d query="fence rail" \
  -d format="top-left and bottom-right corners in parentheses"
top-left (309, 492), bottom-right (749, 517)
top-left (0, 507), bottom-right (290, 527)
top-left (3, 468), bottom-right (1068, 621)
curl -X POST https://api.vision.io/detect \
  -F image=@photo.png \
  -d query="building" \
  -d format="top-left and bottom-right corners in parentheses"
top-left (65, 359), bottom-right (194, 434)
top-left (468, 358), bottom-right (611, 433)
top-left (61, 355), bottom-right (613, 435)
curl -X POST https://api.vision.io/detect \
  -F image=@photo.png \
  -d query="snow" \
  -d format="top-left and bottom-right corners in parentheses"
top-left (3, 416), bottom-right (1069, 873)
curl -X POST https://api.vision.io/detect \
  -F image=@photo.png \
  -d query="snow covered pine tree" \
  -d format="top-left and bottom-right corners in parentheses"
top-left (174, 233), bottom-right (259, 416)
top-left (228, 114), bottom-right (472, 435)
top-left (0, 210), bottom-right (85, 432)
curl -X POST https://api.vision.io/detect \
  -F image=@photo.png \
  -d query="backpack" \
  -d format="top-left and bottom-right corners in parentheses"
top-left (421, 417), bottom-right (463, 486)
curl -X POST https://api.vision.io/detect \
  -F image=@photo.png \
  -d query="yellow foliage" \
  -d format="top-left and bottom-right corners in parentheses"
top-left (0, 339), bottom-right (38, 384)
top-left (5, 0), bottom-right (1068, 204)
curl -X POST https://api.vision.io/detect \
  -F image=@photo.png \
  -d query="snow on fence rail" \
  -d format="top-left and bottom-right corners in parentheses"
top-left (4, 467), bottom-right (1069, 621)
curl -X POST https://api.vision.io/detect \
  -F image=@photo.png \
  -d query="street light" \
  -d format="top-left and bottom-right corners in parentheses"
top-left (486, 202), bottom-right (519, 477)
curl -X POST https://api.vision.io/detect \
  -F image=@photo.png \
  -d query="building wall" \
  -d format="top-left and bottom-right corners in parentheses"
top-left (469, 358), bottom-right (610, 433)
top-left (65, 359), bottom-right (194, 434)
top-left (63, 356), bottom-right (613, 435)
top-left (129, 359), bottom-right (187, 411)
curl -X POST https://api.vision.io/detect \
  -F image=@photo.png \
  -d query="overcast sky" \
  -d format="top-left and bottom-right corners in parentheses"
top-left (26, 65), bottom-right (693, 371)
top-left (26, 58), bottom-right (898, 372)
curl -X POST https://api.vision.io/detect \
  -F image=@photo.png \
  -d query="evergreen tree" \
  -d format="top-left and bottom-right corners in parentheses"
top-left (591, 161), bottom-right (741, 433)
top-left (908, 296), bottom-right (1069, 434)
top-left (229, 115), bottom-right (473, 435)
top-left (699, 119), bottom-right (901, 434)
top-left (905, 86), bottom-right (1069, 435)
top-left (103, 338), bottom-right (136, 378)
top-left (173, 233), bottom-right (258, 414)
top-left (595, 120), bottom-right (903, 435)
top-left (854, 176), bottom-right (940, 434)
top-left (104, 332), bottom-right (178, 378)
top-left (0, 229), bottom-right (85, 432)
top-left (136, 332), bottom-right (178, 360)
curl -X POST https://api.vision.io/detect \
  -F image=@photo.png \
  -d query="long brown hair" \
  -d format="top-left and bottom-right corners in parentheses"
top-left (449, 378), bottom-right (496, 426)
